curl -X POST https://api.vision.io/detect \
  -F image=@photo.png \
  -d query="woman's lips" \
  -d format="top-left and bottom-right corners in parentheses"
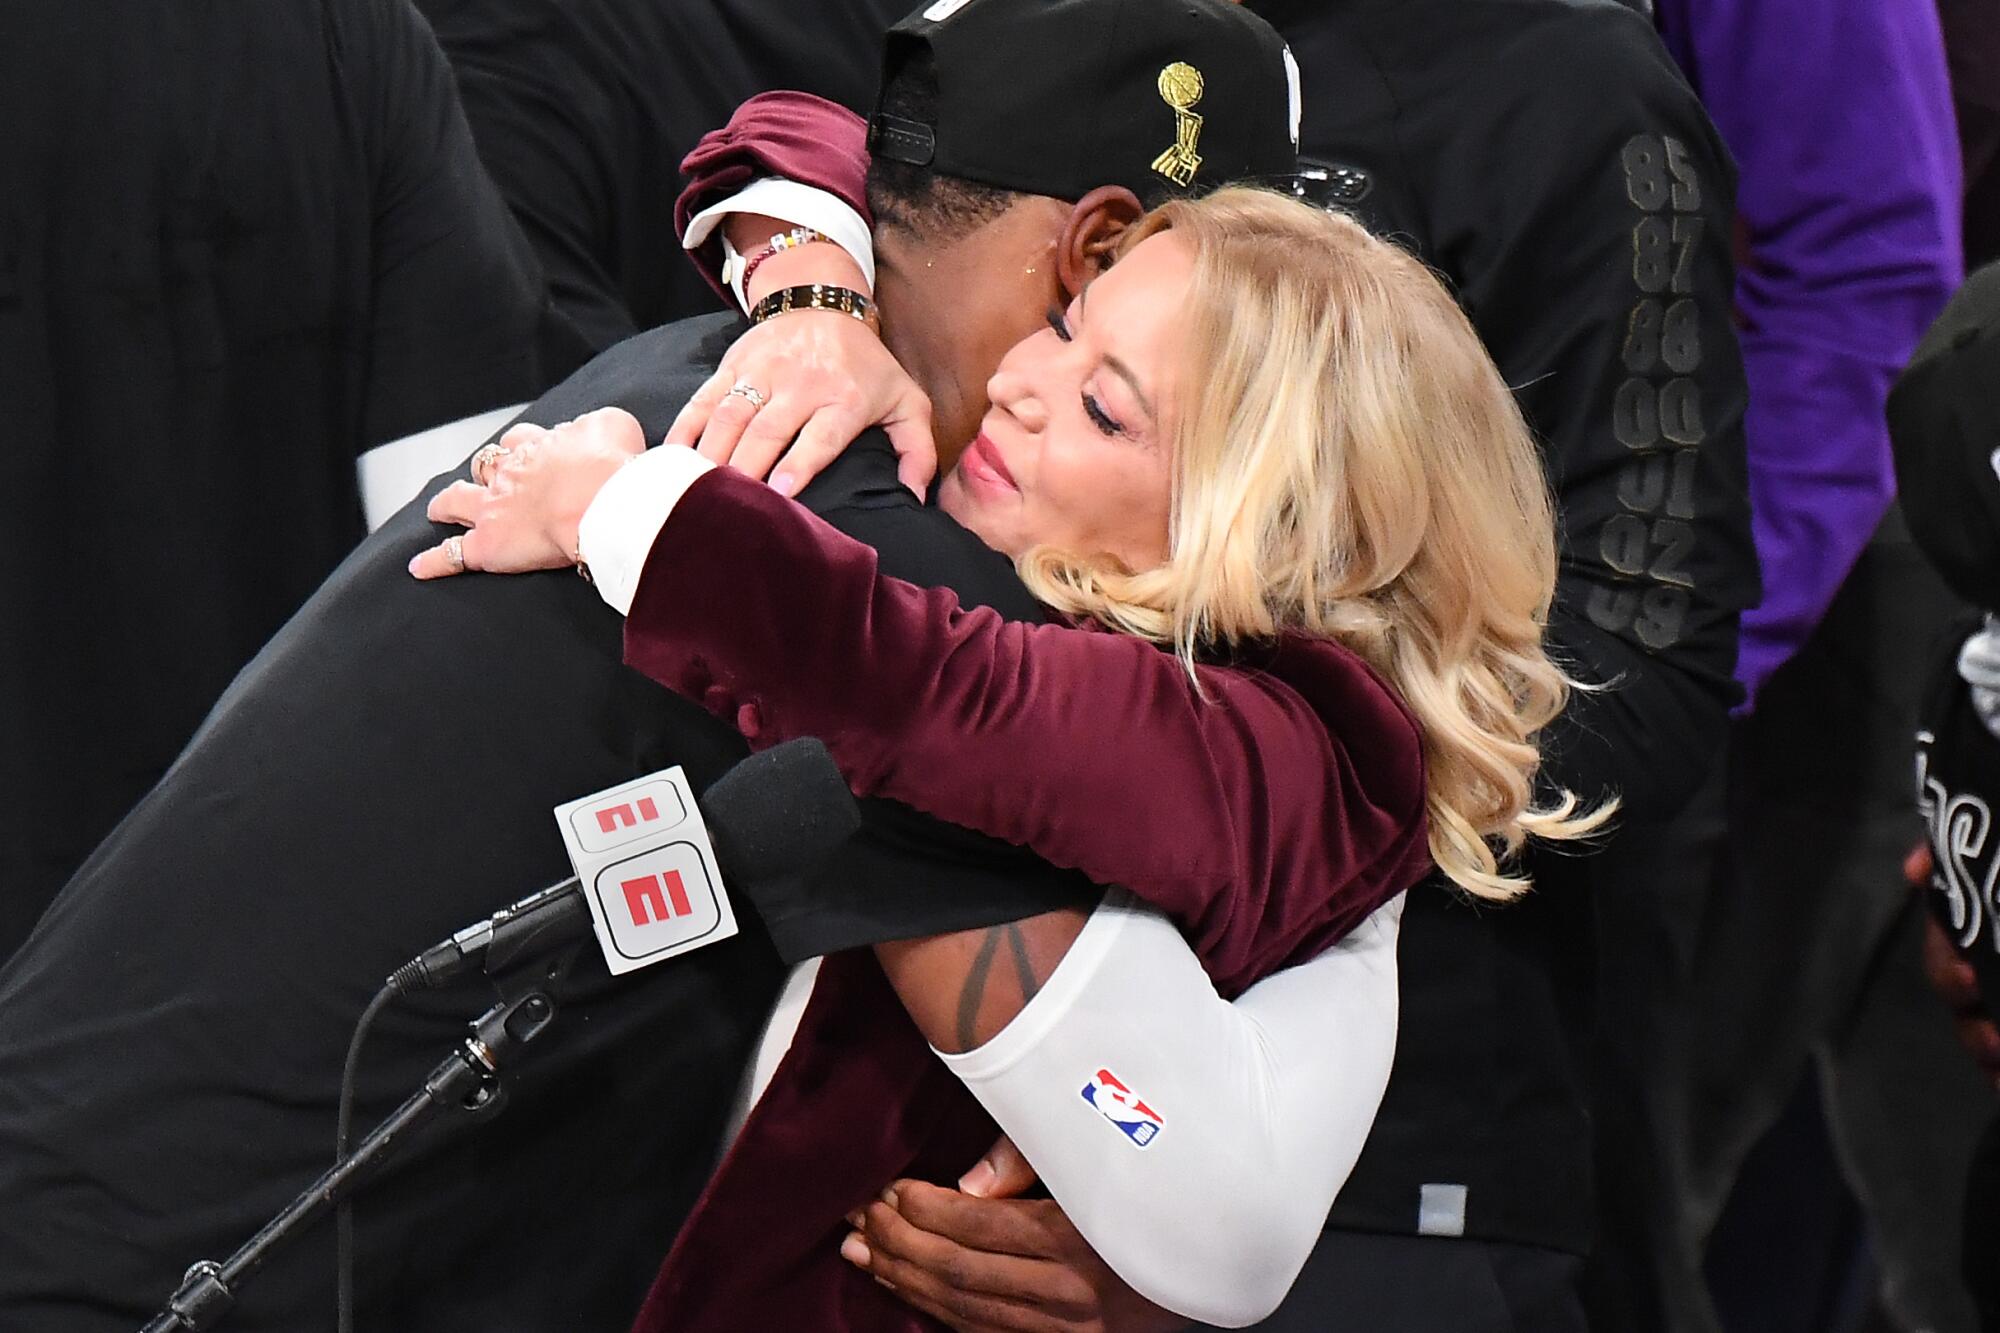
top-left (962, 431), bottom-right (1018, 493)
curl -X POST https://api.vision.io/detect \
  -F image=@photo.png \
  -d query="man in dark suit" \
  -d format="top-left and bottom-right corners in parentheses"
top-left (0, 2), bottom-right (1299, 1328)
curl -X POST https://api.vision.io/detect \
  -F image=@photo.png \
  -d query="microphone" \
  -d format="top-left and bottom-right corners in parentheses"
top-left (390, 738), bottom-right (858, 993)
top-left (389, 876), bottom-right (587, 994)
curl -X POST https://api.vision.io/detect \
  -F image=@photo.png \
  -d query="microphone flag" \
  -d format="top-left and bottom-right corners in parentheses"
top-left (554, 766), bottom-right (739, 975)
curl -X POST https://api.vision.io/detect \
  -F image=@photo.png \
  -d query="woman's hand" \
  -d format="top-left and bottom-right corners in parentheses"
top-left (409, 407), bottom-right (647, 579)
top-left (666, 309), bottom-right (936, 499)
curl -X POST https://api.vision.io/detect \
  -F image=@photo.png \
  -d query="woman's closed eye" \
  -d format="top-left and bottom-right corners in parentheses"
top-left (1082, 394), bottom-right (1125, 437)
top-left (1046, 306), bottom-right (1128, 437)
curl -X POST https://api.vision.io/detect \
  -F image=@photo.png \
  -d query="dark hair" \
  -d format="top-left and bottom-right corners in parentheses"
top-left (866, 47), bottom-right (1034, 242)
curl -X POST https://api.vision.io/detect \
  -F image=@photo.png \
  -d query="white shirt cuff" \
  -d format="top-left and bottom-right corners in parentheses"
top-left (576, 445), bottom-right (717, 616)
top-left (682, 178), bottom-right (877, 313)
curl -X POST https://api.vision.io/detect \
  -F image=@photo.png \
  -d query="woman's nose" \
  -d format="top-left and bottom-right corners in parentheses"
top-left (986, 367), bottom-right (1049, 433)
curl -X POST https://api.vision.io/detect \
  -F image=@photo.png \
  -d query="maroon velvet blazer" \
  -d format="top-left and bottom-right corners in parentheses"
top-left (626, 464), bottom-right (1431, 1331)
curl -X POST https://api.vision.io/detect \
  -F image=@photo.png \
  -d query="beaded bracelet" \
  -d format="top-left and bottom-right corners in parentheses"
top-left (740, 226), bottom-right (831, 290)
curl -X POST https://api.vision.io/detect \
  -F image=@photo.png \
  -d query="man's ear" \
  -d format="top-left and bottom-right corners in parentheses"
top-left (1055, 186), bottom-right (1145, 297)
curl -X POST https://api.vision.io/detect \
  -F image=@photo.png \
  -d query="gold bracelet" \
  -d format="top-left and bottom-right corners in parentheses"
top-left (749, 283), bottom-right (880, 336)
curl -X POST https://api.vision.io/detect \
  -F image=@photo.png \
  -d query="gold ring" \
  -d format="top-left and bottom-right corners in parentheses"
top-left (444, 534), bottom-right (466, 574)
top-left (471, 442), bottom-right (509, 485)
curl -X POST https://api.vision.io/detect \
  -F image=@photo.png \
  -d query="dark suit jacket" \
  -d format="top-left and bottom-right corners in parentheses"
top-left (0, 313), bottom-right (1084, 1333)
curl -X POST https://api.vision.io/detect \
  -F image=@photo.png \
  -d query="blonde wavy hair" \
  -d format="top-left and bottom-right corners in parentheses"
top-left (1019, 187), bottom-right (1613, 902)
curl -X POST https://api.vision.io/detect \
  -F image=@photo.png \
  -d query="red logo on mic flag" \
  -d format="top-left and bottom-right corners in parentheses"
top-left (589, 841), bottom-right (724, 964)
top-left (571, 780), bottom-right (687, 853)
top-left (620, 869), bottom-right (694, 925)
top-left (598, 796), bottom-right (662, 834)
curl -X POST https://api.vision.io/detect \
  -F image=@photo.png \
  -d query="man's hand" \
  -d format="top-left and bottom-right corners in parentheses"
top-left (1908, 843), bottom-right (2000, 1090)
top-left (842, 1136), bottom-right (1188, 1333)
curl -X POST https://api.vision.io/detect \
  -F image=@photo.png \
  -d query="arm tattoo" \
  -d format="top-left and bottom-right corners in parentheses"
top-left (955, 927), bottom-right (1006, 1052)
top-left (1005, 924), bottom-right (1042, 1006)
top-left (953, 923), bottom-right (1049, 1051)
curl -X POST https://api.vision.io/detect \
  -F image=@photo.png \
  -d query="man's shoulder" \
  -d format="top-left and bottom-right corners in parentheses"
top-left (241, 320), bottom-right (748, 718)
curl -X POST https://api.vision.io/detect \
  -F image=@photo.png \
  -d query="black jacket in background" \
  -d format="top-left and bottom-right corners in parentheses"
top-left (1250, 0), bottom-right (1755, 1255)
top-left (0, 0), bottom-right (590, 959)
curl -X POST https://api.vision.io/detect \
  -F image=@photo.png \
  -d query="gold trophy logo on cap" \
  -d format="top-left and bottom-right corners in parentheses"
top-left (1150, 62), bottom-right (1205, 187)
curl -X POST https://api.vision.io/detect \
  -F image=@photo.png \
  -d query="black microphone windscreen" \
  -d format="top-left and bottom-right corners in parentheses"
top-left (699, 738), bottom-right (861, 883)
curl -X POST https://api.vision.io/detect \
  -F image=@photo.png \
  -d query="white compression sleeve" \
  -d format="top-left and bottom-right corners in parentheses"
top-left (937, 891), bottom-right (1403, 1328)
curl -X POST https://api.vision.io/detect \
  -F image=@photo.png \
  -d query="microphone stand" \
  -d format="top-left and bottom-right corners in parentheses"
top-left (140, 953), bottom-right (575, 1333)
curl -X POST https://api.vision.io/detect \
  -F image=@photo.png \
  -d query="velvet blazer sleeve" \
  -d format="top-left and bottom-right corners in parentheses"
top-left (624, 468), bottom-right (1430, 995)
top-left (674, 92), bottom-right (871, 304)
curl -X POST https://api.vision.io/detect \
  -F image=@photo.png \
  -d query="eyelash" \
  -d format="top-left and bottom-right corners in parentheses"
top-left (1082, 397), bottom-right (1124, 437)
top-left (1045, 307), bottom-right (1126, 438)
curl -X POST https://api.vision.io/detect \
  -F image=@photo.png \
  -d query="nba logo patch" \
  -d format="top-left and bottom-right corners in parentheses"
top-left (1081, 1067), bottom-right (1164, 1148)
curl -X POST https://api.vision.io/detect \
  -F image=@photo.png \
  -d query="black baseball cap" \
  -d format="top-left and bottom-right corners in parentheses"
top-left (1891, 262), bottom-right (2000, 611)
top-left (868, 0), bottom-right (1301, 205)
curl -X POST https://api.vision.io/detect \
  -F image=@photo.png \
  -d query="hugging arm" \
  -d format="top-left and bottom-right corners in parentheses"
top-left (901, 893), bottom-right (1404, 1327)
top-left (723, 877), bottom-right (1402, 1325)
top-left (855, 888), bottom-right (1403, 1326)
top-left (583, 451), bottom-right (1427, 990)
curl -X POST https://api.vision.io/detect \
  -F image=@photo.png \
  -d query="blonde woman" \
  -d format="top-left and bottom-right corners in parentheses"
top-left (413, 188), bottom-right (1609, 1325)
top-left (421, 188), bottom-right (1605, 903)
